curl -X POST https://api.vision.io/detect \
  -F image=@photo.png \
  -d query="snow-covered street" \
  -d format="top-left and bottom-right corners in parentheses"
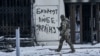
top-left (0, 43), bottom-right (100, 56)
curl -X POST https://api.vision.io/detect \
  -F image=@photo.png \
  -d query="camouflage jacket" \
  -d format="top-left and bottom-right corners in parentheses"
top-left (59, 18), bottom-right (70, 36)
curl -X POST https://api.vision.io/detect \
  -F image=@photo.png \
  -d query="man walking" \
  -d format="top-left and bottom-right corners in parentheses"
top-left (55, 15), bottom-right (75, 53)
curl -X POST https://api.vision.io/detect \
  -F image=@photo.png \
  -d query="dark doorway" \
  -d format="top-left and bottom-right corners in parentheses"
top-left (82, 4), bottom-right (91, 43)
top-left (65, 3), bottom-right (70, 18)
top-left (65, 3), bottom-right (99, 43)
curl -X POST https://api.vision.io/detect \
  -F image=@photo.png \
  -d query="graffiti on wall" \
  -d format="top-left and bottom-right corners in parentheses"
top-left (35, 5), bottom-right (59, 40)
top-left (35, 6), bottom-right (59, 34)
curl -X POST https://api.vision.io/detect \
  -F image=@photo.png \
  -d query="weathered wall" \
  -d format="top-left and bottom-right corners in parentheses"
top-left (33, 0), bottom-right (65, 45)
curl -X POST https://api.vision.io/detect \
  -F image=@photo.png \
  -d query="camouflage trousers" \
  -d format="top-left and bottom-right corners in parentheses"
top-left (57, 35), bottom-right (75, 52)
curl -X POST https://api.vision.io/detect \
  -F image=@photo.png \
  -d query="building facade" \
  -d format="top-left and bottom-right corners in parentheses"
top-left (0, 0), bottom-right (100, 46)
top-left (0, 0), bottom-right (32, 37)
top-left (64, 0), bottom-right (100, 44)
top-left (0, 0), bottom-right (34, 46)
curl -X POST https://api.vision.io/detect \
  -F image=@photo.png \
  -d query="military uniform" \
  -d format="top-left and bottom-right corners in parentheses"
top-left (56, 15), bottom-right (75, 53)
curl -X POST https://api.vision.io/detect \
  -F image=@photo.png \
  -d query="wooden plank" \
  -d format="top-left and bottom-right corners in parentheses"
top-left (80, 4), bottom-right (83, 43)
top-left (96, 3), bottom-right (99, 42)
top-left (69, 4), bottom-right (75, 43)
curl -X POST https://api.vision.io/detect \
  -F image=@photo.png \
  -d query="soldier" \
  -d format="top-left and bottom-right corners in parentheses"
top-left (55, 15), bottom-right (75, 53)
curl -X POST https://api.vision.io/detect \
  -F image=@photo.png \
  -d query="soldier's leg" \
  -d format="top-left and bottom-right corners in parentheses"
top-left (55, 36), bottom-right (65, 52)
top-left (65, 35), bottom-right (75, 52)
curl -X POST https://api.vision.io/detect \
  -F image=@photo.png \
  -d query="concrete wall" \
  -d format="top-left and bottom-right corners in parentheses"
top-left (33, 0), bottom-right (65, 45)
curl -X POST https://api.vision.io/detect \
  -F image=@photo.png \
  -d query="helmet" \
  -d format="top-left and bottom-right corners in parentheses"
top-left (60, 15), bottom-right (65, 20)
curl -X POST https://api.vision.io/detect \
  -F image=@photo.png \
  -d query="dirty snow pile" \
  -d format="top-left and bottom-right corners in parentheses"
top-left (0, 43), bottom-right (100, 56)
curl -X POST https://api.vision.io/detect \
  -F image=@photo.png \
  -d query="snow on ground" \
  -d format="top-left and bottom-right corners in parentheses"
top-left (0, 43), bottom-right (100, 56)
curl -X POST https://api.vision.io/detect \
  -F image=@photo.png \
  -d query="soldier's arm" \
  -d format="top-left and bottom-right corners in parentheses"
top-left (57, 22), bottom-right (62, 31)
top-left (60, 22), bottom-right (66, 34)
top-left (57, 26), bottom-right (62, 31)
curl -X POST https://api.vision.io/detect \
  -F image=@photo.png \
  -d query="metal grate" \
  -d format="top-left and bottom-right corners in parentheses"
top-left (0, 0), bottom-right (31, 38)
